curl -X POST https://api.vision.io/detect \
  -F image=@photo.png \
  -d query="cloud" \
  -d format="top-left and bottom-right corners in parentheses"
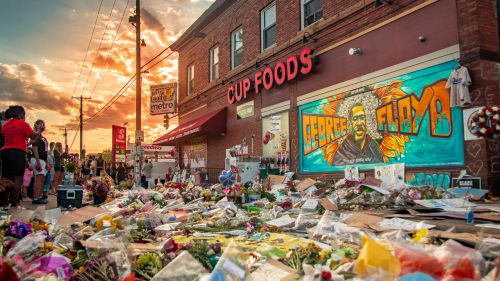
top-left (0, 63), bottom-right (73, 115)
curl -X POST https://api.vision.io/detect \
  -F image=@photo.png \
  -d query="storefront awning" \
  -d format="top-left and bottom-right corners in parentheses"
top-left (153, 108), bottom-right (226, 145)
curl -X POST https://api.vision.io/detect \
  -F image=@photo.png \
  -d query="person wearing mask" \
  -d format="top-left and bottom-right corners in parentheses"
top-left (116, 162), bottom-right (126, 183)
top-left (142, 159), bottom-right (153, 189)
top-left (95, 153), bottom-right (105, 177)
top-left (53, 142), bottom-right (65, 189)
top-left (0, 106), bottom-right (39, 209)
top-left (31, 120), bottom-right (50, 204)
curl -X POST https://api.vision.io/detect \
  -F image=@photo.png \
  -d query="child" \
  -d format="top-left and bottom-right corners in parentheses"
top-left (22, 163), bottom-right (33, 202)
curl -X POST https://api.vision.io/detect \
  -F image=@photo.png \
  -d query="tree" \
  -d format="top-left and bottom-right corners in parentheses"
top-left (102, 149), bottom-right (112, 164)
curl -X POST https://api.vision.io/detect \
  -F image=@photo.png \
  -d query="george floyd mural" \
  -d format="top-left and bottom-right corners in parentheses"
top-left (299, 61), bottom-right (465, 173)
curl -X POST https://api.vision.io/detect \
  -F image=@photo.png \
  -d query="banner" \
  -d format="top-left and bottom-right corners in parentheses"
top-left (150, 83), bottom-right (177, 115)
top-left (112, 125), bottom-right (127, 163)
top-left (299, 61), bottom-right (465, 173)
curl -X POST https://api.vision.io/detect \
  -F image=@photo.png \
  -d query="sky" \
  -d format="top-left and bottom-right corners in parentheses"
top-left (0, 0), bottom-right (214, 153)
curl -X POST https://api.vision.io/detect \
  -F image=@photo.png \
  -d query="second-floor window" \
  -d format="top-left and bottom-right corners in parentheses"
top-left (302, 0), bottom-right (323, 29)
top-left (187, 63), bottom-right (194, 95)
top-left (261, 2), bottom-right (276, 51)
top-left (231, 27), bottom-right (243, 69)
top-left (210, 45), bottom-right (219, 82)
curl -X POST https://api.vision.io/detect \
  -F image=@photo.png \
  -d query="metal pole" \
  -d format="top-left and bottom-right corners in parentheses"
top-left (80, 97), bottom-right (83, 157)
top-left (135, 0), bottom-right (142, 187)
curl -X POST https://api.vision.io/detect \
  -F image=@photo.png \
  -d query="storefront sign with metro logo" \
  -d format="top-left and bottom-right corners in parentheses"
top-left (112, 125), bottom-right (127, 163)
top-left (150, 83), bottom-right (177, 115)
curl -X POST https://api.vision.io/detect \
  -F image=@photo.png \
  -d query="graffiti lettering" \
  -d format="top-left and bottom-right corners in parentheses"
top-left (376, 81), bottom-right (452, 137)
top-left (406, 172), bottom-right (451, 189)
top-left (302, 114), bottom-right (348, 155)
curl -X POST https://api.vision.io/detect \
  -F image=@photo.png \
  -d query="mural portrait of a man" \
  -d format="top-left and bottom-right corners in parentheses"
top-left (333, 102), bottom-right (383, 165)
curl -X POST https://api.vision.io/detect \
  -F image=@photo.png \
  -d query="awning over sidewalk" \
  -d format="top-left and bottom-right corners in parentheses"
top-left (153, 108), bottom-right (226, 145)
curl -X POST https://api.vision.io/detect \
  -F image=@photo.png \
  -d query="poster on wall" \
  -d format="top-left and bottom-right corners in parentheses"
top-left (299, 61), bottom-right (465, 173)
top-left (462, 107), bottom-right (482, 141)
top-left (182, 137), bottom-right (206, 169)
top-left (262, 111), bottom-right (290, 158)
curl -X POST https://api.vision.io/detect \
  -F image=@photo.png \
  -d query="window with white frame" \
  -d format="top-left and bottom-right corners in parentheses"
top-left (187, 63), bottom-right (194, 95)
top-left (231, 27), bottom-right (243, 69)
top-left (261, 2), bottom-right (276, 51)
top-left (301, 0), bottom-right (323, 29)
top-left (210, 45), bottom-right (219, 82)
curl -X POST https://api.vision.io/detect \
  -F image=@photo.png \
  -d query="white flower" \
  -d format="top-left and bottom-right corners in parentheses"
top-left (496, 124), bottom-right (500, 130)
top-left (480, 128), bottom-right (487, 134)
top-left (153, 193), bottom-right (163, 201)
top-left (471, 122), bottom-right (477, 127)
top-left (479, 117), bottom-right (485, 123)
top-left (486, 110), bottom-right (492, 116)
top-left (494, 114), bottom-right (499, 120)
top-left (492, 106), bottom-right (499, 111)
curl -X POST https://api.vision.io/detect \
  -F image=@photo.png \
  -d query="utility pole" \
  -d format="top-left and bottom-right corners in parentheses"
top-left (59, 128), bottom-right (71, 154)
top-left (72, 95), bottom-right (91, 158)
top-left (130, 0), bottom-right (142, 187)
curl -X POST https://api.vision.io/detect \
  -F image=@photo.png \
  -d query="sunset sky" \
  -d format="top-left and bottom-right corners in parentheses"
top-left (0, 0), bottom-right (213, 153)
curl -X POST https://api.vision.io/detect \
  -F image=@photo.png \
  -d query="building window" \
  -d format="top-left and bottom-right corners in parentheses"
top-left (231, 27), bottom-right (243, 69)
top-left (210, 45), bottom-right (219, 82)
top-left (187, 63), bottom-right (194, 95)
top-left (301, 0), bottom-right (323, 29)
top-left (261, 2), bottom-right (276, 51)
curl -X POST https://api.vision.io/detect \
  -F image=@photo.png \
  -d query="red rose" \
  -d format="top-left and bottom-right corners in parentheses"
top-left (321, 271), bottom-right (332, 280)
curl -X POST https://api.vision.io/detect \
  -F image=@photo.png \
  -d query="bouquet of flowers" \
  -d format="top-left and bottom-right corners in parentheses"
top-left (134, 252), bottom-right (163, 280)
top-left (469, 106), bottom-right (500, 139)
top-left (86, 178), bottom-right (110, 196)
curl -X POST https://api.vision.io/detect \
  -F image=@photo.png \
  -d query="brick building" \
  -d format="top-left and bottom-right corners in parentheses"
top-left (154, 0), bottom-right (500, 194)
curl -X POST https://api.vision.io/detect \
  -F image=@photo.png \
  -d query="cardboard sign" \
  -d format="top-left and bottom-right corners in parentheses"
top-left (344, 166), bottom-right (359, 181)
top-left (344, 212), bottom-right (383, 228)
top-left (452, 177), bottom-right (481, 189)
top-left (296, 178), bottom-right (316, 193)
top-left (319, 198), bottom-right (338, 211)
top-left (58, 206), bottom-right (107, 226)
top-left (268, 175), bottom-right (285, 186)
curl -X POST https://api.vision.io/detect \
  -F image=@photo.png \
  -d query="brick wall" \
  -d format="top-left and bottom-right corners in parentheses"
top-left (171, 0), bottom-right (500, 194)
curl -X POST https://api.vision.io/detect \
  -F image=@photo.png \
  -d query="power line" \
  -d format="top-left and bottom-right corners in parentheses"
top-left (80, 0), bottom-right (119, 98)
top-left (88, 0), bottom-right (131, 98)
top-left (71, 0), bottom-right (104, 99)
top-left (84, 49), bottom-right (175, 123)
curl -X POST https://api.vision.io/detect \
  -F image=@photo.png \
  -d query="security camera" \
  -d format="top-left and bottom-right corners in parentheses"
top-left (349, 48), bottom-right (362, 56)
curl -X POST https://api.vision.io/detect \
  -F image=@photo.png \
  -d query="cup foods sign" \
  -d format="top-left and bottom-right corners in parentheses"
top-left (150, 83), bottom-right (177, 115)
top-left (226, 48), bottom-right (317, 104)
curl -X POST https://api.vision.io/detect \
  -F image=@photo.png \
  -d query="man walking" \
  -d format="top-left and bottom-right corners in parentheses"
top-left (141, 159), bottom-right (153, 189)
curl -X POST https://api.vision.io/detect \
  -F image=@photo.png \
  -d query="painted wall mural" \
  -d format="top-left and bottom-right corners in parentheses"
top-left (299, 61), bottom-right (465, 173)
top-left (406, 172), bottom-right (451, 189)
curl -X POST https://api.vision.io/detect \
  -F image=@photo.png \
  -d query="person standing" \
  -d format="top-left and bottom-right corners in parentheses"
top-left (142, 159), bottom-right (153, 189)
top-left (95, 153), bottom-right (105, 177)
top-left (53, 142), bottom-right (65, 189)
top-left (166, 167), bottom-right (173, 182)
top-left (47, 142), bottom-right (55, 194)
top-left (21, 162), bottom-right (33, 201)
top-left (0, 106), bottom-right (39, 209)
top-left (31, 120), bottom-right (50, 204)
top-left (116, 162), bottom-right (126, 183)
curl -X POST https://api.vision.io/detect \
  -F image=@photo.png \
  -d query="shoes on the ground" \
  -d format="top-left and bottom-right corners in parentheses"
top-left (42, 195), bottom-right (48, 200)
top-left (32, 198), bottom-right (48, 204)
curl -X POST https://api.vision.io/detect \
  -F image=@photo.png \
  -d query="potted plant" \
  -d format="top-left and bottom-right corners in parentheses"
top-left (90, 178), bottom-right (110, 205)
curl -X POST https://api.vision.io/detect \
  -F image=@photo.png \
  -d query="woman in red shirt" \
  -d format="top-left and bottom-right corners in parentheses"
top-left (0, 106), bottom-right (39, 209)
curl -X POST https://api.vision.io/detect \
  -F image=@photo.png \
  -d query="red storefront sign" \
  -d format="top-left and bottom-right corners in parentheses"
top-left (112, 125), bottom-right (127, 163)
top-left (227, 48), bottom-right (316, 104)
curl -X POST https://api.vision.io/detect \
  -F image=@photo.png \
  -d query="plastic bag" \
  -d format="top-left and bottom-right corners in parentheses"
top-left (209, 240), bottom-right (249, 281)
top-left (7, 231), bottom-right (48, 262)
top-left (433, 239), bottom-right (484, 280)
top-left (392, 242), bottom-right (444, 278)
top-left (314, 211), bottom-right (359, 243)
top-left (24, 252), bottom-right (74, 281)
top-left (294, 213), bottom-right (319, 230)
top-left (476, 237), bottom-right (500, 260)
top-left (152, 251), bottom-right (208, 281)
top-left (353, 236), bottom-right (401, 280)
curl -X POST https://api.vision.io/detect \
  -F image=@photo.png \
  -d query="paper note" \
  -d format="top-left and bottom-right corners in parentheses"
top-left (360, 184), bottom-right (391, 195)
top-left (345, 166), bottom-right (359, 181)
top-left (375, 163), bottom-right (405, 188)
top-left (414, 198), bottom-right (476, 211)
top-left (58, 206), bottom-right (107, 226)
top-left (378, 218), bottom-right (435, 231)
top-left (301, 199), bottom-right (319, 211)
top-left (250, 260), bottom-right (296, 281)
top-left (268, 175), bottom-right (285, 185)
